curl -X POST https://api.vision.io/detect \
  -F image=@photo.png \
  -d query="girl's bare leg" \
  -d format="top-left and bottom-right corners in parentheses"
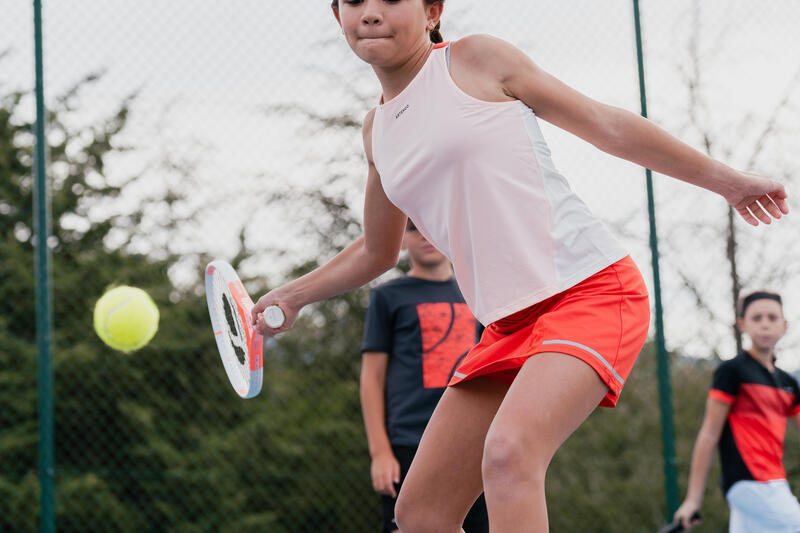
top-left (395, 376), bottom-right (508, 533)
top-left (482, 353), bottom-right (609, 533)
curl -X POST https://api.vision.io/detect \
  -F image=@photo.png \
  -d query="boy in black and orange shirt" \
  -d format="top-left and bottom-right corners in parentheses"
top-left (675, 291), bottom-right (800, 532)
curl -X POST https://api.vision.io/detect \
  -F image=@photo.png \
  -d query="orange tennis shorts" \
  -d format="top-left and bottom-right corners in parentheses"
top-left (448, 256), bottom-right (650, 407)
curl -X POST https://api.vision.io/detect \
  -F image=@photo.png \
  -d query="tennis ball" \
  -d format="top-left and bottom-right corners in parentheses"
top-left (93, 286), bottom-right (159, 352)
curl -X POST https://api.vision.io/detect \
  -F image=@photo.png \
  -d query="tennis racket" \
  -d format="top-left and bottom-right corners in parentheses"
top-left (656, 512), bottom-right (701, 533)
top-left (204, 260), bottom-right (285, 399)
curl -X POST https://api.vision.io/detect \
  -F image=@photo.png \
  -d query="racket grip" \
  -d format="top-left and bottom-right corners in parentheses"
top-left (263, 305), bottom-right (285, 329)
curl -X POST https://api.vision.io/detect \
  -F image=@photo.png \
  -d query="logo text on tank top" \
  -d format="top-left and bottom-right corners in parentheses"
top-left (395, 104), bottom-right (410, 120)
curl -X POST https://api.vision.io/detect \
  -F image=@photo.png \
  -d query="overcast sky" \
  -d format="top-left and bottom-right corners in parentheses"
top-left (3, 1), bottom-right (799, 367)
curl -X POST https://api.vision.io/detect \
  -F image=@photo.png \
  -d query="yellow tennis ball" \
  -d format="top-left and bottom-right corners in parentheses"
top-left (93, 286), bottom-right (159, 352)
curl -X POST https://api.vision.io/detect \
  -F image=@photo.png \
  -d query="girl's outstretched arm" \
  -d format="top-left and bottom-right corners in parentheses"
top-left (456, 35), bottom-right (789, 226)
top-left (252, 108), bottom-right (407, 334)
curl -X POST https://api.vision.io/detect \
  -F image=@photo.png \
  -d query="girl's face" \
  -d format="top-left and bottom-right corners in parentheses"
top-left (333, 0), bottom-right (441, 67)
top-left (737, 299), bottom-right (787, 353)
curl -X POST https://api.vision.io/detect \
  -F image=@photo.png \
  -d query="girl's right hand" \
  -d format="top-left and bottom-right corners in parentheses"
top-left (251, 287), bottom-right (301, 337)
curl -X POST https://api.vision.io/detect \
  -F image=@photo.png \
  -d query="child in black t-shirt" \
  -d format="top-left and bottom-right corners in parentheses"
top-left (674, 291), bottom-right (800, 532)
top-left (361, 220), bottom-right (488, 533)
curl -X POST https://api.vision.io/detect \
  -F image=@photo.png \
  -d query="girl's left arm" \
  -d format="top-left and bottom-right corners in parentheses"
top-left (462, 35), bottom-right (788, 226)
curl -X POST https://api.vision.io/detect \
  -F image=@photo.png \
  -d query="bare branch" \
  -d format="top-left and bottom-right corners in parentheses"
top-left (745, 64), bottom-right (800, 170)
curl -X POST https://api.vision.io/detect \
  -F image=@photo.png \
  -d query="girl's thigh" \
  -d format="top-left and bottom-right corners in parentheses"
top-left (399, 376), bottom-right (509, 516)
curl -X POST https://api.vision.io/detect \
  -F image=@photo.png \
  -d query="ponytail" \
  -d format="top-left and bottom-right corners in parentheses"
top-left (429, 21), bottom-right (443, 44)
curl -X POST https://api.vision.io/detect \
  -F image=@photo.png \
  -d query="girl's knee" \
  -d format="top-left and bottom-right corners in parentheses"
top-left (395, 490), bottom-right (463, 533)
top-left (395, 490), bottom-right (428, 533)
top-left (482, 431), bottom-right (546, 489)
top-left (394, 488), bottom-right (411, 527)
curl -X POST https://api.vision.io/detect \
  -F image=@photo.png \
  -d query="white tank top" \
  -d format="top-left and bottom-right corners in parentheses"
top-left (371, 43), bottom-right (628, 325)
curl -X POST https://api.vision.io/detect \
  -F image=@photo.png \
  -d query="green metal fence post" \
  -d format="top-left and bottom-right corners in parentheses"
top-left (33, 0), bottom-right (56, 531)
top-left (631, 0), bottom-right (680, 520)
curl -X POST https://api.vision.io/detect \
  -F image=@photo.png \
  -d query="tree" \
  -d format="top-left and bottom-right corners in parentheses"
top-left (654, 0), bottom-right (800, 359)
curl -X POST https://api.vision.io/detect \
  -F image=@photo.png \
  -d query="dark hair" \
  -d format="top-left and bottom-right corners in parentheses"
top-left (737, 290), bottom-right (783, 318)
top-left (330, 0), bottom-right (444, 43)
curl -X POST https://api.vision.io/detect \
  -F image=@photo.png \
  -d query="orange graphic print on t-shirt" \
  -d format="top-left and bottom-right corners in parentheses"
top-left (417, 302), bottom-right (476, 388)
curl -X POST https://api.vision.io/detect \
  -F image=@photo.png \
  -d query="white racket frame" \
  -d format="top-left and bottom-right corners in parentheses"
top-left (205, 260), bottom-right (263, 399)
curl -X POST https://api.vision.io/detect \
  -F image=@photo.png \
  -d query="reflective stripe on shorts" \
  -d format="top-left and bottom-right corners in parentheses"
top-left (542, 339), bottom-right (625, 385)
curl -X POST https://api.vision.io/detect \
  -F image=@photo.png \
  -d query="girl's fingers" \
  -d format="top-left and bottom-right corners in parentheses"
top-left (771, 193), bottom-right (790, 215)
top-left (254, 313), bottom-right (283, 337)
top-left (255, 314), bottom-right (270, 335)
top-left (252, 297), bottom-right (271, 325)
top-left (737, 206), bottom-right (759, 226)
top-left (732, 176), bottom-right (790, 224)
top-left (735, 191), bottom-right (791, 226)
top-left (748, 201), bottom-right (772, 225)
top-left (761, 195), bottom-right (783, 219)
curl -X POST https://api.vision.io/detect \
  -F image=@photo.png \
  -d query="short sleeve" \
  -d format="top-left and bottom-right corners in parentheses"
top-left (361, 288), bottom-right (393, 354)
top-left (709, 362), bottom-right (739, 405)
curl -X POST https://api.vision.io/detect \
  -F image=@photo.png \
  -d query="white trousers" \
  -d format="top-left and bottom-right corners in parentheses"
top-left (726, 480), bottom-right (800, 533)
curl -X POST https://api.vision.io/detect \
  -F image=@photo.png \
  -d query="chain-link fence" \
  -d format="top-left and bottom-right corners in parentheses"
top-left (2, 1), bottom-right (800, 532)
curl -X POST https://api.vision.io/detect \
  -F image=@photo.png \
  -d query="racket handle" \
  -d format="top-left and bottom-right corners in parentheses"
top-left (263, 305), bottom-right (285, 329)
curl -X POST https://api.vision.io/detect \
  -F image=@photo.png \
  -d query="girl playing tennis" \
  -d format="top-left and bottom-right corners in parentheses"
top-left (252, 1), bottom-right (789, 531)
